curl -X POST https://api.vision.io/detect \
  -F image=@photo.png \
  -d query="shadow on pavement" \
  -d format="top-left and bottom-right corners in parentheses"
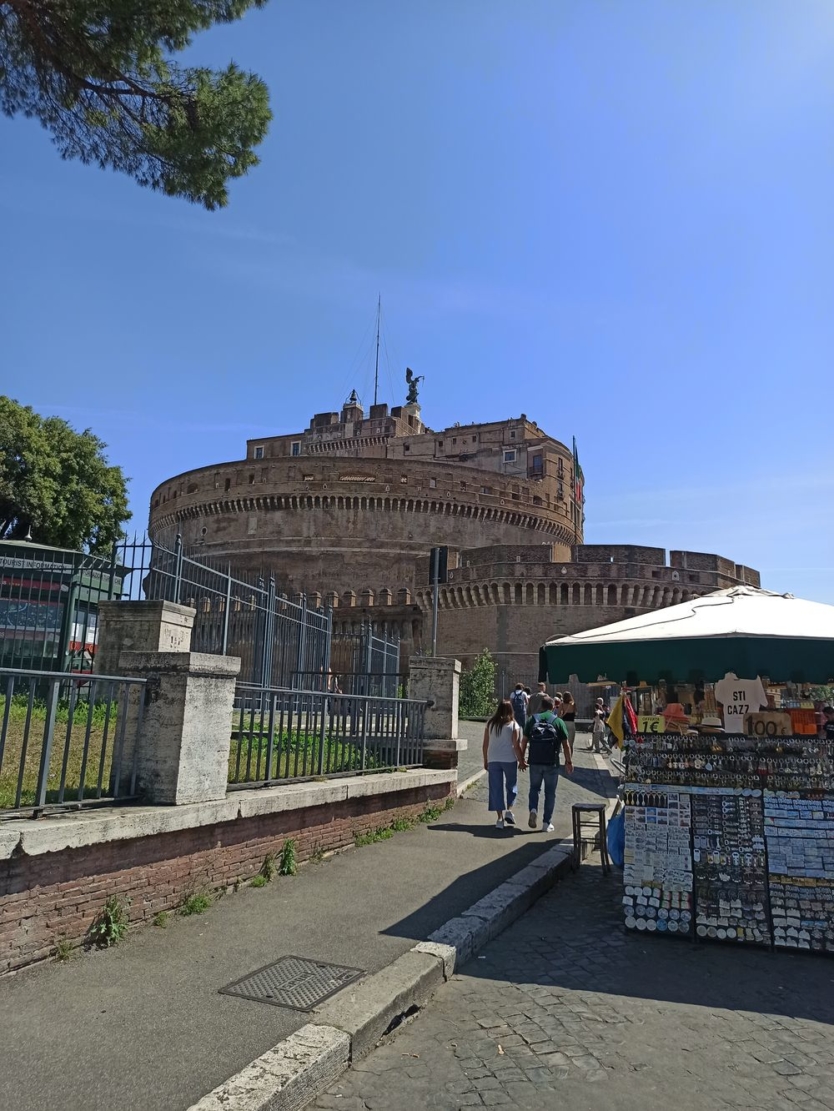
top-left (381, 831), bottom-right (561, 942)
top-left (458, 863), bottom-right (834, 1027)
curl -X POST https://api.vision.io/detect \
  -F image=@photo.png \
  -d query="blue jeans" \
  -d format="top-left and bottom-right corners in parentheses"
top-left (487, 761), bottom-right (518, 813)
top-left (528, 764), bottom-right (559, 824)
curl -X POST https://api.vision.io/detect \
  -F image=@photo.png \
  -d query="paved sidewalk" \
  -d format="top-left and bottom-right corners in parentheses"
top-left (316, 860), bottom-right (834, 1111)
top-left (0, 744), bottom-right (615, 1111)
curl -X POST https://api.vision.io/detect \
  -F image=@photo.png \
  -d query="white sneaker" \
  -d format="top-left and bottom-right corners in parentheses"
top-left (504, 811), bottom-right (516, 826)
top-left (528, 811), bottom-right (538, 829)
top-left (545, 823), bottom-right (555, 833)
top-left (495, 818), bottom-right (505, 830)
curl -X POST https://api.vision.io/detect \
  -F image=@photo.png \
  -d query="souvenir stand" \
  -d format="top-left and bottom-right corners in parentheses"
top-left (540, 587), bottom-right (834, 955)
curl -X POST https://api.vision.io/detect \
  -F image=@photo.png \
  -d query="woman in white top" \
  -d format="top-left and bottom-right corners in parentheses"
top-left (482, 698), bottom-right (523, 830)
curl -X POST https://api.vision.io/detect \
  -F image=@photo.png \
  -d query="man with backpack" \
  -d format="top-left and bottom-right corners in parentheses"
top-left (520, 696), bottom-right (573, 832)
top-left (510, 684), bottom-right (528, 731)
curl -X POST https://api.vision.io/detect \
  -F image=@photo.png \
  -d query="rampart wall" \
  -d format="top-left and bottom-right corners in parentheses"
top-left (149, 456), bottom-right (580, 598)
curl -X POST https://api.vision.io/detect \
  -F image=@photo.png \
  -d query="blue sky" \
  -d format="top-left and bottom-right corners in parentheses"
top-left (2, 1), bottom-right (833, 602)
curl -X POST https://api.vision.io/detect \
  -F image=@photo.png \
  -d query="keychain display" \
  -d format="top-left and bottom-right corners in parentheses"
top-left (622, 786), bottom-right (692, 935)
top-left (764, 792), bottom-right (834, 952)
top-left (622, 733), bottom-right (834, 956)
top-left (691, 793), bottom-right (771, 945)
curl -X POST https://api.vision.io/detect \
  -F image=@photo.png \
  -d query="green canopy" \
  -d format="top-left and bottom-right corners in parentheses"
top-left (540, 587), bottom-right (834, 686)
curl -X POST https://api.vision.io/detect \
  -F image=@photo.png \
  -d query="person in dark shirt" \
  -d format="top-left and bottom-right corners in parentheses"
top-left (824, 706), bottom-right (834, 741)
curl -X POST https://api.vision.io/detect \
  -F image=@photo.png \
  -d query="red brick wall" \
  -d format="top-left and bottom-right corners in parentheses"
top-left (0, 781), bottom-right (452, 975)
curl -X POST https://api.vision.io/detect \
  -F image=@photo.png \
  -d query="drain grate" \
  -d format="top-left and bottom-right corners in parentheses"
top-left (219, 955), bottom-right (364, 1011)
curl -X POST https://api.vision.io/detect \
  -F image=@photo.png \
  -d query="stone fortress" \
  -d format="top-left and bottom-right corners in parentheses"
top-left (148, 389), bottom-right (760, 685)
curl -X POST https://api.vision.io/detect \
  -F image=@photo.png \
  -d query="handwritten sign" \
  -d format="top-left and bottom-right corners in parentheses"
top-left (638, 715), bottom-right (665, 734)
top-left (745, 712), bottom-right (792, 738)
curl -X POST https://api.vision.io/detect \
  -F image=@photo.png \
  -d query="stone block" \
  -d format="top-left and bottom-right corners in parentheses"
top-left (187, 1023), bottom-right (350, 1111)
top-left (95, 600), bottom-right (195, 676)
top-left (408, 655), bottom-right (461, 740)
top-left (119, 650), bottom-right (241, 805)
top-left (317, 950), bottom-right (445, 1060)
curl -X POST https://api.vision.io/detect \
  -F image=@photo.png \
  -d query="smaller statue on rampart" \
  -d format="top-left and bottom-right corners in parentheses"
top-left (405, 367), bottom-right (424, 406)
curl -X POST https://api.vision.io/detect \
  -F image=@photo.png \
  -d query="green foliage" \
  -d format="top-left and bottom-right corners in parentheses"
top-left (390, 816), bottom-right (415, 832)
top-left (0, 1), bottom-right (272, 208)
top-left (0, 397), bottom-right (130, 551)
top-left (354, 826), bottom-right (394, 847)
top-left (0, 692), bottom-right (120, 808)
top-left (278, 839), bottom-right (297, 876)
top-left (152, 911), bottom-right (169, 927)
top-left (310, 845), bottom-right (326, 864)
top-left (229, 729), bottom-right (380, 784)
top-left (259, 852), bottom-right (277, 882)
top-left (418, 803), bottom-right (443, 824)
top-left (89, 895), bottom-right (130, 947)
top-left (459, 649), bottom-right (497, 719)
top-left (180, 892), bottom-right (211, 916)
top-left (249, 874), bottom-right (268, 888)
top-left (54, 938), bottom-right (74, 961)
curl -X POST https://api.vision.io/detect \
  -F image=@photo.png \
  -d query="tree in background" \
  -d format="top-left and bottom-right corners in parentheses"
top-left (0, 0), bottom-right (271, 209)
top-left (459, 649), bottom-right (497, 719)
top-left (0, 396), bottom-right (130, 552)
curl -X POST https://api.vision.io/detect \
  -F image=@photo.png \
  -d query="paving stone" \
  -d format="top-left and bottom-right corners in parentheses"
top-left (314, 748), bottom-right (834, 1111)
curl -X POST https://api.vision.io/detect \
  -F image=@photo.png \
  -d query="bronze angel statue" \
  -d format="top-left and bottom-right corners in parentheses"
top-left (405, 367), bottom-right (424, 405)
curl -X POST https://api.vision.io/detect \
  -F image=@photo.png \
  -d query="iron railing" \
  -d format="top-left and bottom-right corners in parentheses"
top-left (229, 683), bottom-right (427, 788)
top-left (115, 535), bottom-right (401, 691)
top-left (0, 668), bottom-right (146, 818)
top-left (116, 534), bottom-right (333, 688)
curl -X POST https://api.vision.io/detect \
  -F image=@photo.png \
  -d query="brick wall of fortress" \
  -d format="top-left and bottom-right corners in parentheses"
top-left (408, 547), bottom-right (761, 684)
top-left (148, 455), bottom-right (581, 598)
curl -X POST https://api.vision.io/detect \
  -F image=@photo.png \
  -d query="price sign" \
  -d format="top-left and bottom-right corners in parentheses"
top-left (745, 712), bottom-right (792, 738)
top-left (638, 715), bottom-right (664, 734)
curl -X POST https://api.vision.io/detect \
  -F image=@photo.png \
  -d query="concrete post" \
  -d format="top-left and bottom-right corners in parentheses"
top-left (409, 656), bottom-right (466, 771)
top-left (118, 651), bottom-right (241, 805)
top-left (95, 600), bottom-right (196, 675)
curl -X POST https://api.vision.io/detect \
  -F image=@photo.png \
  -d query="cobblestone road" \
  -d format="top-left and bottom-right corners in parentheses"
top-left (316, 755), bottom-right (834, 1111)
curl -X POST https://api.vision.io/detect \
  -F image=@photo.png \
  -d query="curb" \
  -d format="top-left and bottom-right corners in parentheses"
top-left (456, 768), bottom-right (486, 796)
top-left (186, 841), bottom-right (574, 1111)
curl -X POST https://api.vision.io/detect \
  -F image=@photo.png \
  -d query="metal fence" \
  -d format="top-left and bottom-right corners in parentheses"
top-left (295, 621), bottom-right (402, 697)
top-left (0, 668), bottom-right (147, 818)
top-left (229, 683), bottom-right (427, 788)
top-left (116, 535), bottom-right (333, 688)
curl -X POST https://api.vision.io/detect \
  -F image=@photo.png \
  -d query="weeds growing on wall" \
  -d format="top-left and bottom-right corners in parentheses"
top-left (89, 895), bottom-right (130, 947)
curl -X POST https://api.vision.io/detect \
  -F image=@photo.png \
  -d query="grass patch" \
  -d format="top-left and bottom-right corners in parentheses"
top-left (278, 839), bottom-right (298, 876)
top-left (152, 911), bottom-right (169, 928)
top-left (54, 938), bottom-right (74, 962)
top-left (89, 895), bottom-right (130, 948)
top-left (311, 845), bottom-right (326, 864)
top-left (390, 816), bottom-right (415, 832)
top-left (355, 826), bottom-right (395, 847)
top-left (228, 727), bottom-right (382, 785)
top-left (180, 892), bottom-right (211, 917)
top-left (0, 692), bottom-right (122, 809)
top-left (249, 874), bottom-right (268, 888)
top-left (259, 852), bottom-right (277, 882)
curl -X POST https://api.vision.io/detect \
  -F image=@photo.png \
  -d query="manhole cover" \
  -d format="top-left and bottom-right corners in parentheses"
top-left (219, 955), bottom-right (364, 1011)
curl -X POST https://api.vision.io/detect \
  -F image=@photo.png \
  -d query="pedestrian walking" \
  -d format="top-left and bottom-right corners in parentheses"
top-left (527, 682), bottom-right (548, 717)
top-left (589, 697), bottom-right (607, 753)
top-left (510, 683), bottom-right (528, 731)
top-left (520, 696), bottom-right (573, 833)
top-left (560, 691), bottom-right (577, 751)
top-left (483, 699), bottom-right (524, 829)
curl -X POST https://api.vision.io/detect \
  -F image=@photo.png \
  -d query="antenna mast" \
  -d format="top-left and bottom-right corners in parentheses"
top-left (373, 294), bottom-right (381, 406)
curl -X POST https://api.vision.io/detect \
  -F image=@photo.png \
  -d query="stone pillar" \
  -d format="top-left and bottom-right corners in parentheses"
top-left (95, 600), bottom-right (196, 675)
top-left (118, 651), bottom-right (241, 804)
top-left (409, 656), bottom-right (466, 771)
